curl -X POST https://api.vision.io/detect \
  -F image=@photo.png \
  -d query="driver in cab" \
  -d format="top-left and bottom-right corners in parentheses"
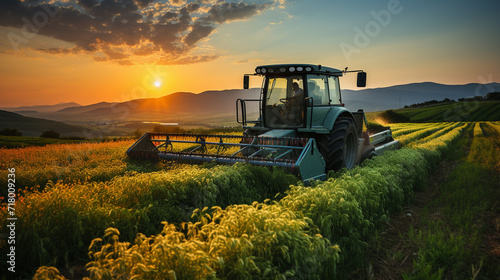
top-left (291, 82), bottom-right (304, 97)
top-left (286, 82), bottom-right (304, 125)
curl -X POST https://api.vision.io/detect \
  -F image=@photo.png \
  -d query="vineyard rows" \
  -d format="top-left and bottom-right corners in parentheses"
top-left (0, 121), bottom-right (499, 279)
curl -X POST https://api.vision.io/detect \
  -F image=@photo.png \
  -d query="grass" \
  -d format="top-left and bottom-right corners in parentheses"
top-left (403, 162), bottom-right (497, 279)
top-left (364, 122), bottom-right (500, 280)
top-left (0, 135), bottom-right (83, 148)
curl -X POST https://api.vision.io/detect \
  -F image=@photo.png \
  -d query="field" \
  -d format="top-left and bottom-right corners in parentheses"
top-left (1, 121), bottom-right (499, 279)
top-left (366, 101), bottom-right (500, 123)
top-left (396, 101), bottom-right (500, 122)
top-left (0, 136), bottom-right (85, 149)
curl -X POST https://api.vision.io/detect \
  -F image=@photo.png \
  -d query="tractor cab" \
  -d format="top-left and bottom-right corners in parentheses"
top-left (242, 64), bottom-right (366, 133)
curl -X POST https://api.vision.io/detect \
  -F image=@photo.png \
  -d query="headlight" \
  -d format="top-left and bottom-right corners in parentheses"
top-left (268, 68), bottom-right (274, 73)
top-left (261, 68), bottom-right (267, 73)
top-left (279, 67), bottom-right (286, 72)
top-left (305, 67), bottom-right (312, 71)
top-left (256, 68), bottom-right (261, 73)
top-left (297, 66), bottom-right (303, 71)
top-left (289, 66), bottom-right (295, 72)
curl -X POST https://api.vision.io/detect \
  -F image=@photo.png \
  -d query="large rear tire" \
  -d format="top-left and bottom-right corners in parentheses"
top-left (317, 117), bottom-right (359, 171)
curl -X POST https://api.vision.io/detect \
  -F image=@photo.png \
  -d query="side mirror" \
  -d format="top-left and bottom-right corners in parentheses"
top-left (357, 72), bottom-right (366, 87)
top-left (243, 75), bottom-right (249, 89)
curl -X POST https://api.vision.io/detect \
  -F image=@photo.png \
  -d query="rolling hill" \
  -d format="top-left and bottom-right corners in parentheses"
top-left (15, 89), bottom-right (261, 123)
top-left (0, 110), bottom-right (99, 137)
top-left (60, 89), bottom-right (260, 116)
top-left (396, 101), bottom-right (500, 122)
top-left (367, 101), bottom-right (500, 123)
top-left (0, 102), bottom-right (81, 113)
top-left (341, 82), bottom-right (500, 112)
top-left (56, 102), bottom-right (118, 114)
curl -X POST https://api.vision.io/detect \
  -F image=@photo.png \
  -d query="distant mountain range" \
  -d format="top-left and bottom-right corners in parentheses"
top-left (2, 82), bottom-right (499, 134)
top-left (11, 89), bottom-right (261, 122)
top-left (1, 102), bottom-right (81, 113)
top-left (0, 110), bottom-right (98, 137)
top-left (341, 82), bottom-right (500, 112)
top-left (61, 90), bottom-right (259, 117)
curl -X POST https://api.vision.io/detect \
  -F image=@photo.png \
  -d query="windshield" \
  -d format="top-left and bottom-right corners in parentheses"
top-left (264, 75), bottom-right (304, 127)
top-left (266, 76), bottom-right (303, 104)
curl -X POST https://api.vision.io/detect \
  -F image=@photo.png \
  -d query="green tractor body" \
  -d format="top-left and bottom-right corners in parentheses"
top-left (128, 64), bottom-right (400, 182)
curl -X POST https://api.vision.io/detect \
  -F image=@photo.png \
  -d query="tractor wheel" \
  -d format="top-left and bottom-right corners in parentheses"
top-left (317, 117), bottom-right (359, 171)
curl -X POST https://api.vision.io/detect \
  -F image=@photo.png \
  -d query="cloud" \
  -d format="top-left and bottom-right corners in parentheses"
top-left (0, 0), bottom-right (284, 65)
top-left (36, 46), bottom-right (81, 55)
top-left (204, 2), bottom-right (269, 24)
top-left (158, 54), bottom-right (220, 65)
top-left (235, 58), bottom-right (262, 64)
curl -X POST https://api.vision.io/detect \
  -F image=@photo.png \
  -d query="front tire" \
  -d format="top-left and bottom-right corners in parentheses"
top-left (317, 117), bottom-right (359, 171)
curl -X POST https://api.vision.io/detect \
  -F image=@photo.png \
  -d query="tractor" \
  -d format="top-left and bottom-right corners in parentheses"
top-left (127, 64), bottom-right (399, 182)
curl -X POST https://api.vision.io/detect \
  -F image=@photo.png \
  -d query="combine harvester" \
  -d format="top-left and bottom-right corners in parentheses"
top-left (128, 64), bottom-right (399, 182)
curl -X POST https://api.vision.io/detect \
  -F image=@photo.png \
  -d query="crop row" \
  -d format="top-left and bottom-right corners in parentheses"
top-left (389, 122), bottom-right (438, 134)
top-left (394, 123), bottom-right (449, 145)
top-left (467, 122), bottom-right (500, 170)
top-left (408, 122), bottom-right (469, 152)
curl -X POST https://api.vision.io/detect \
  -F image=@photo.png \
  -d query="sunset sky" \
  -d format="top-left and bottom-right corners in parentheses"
top-left (1, 0), bottom-right (499, 107)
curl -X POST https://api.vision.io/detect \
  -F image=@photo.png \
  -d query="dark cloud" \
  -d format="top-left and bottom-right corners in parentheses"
top-left (0, 0), bottom-right (277, 65)
top-left (184, 21), bottom-right (214, 46)
top-left (162, 11), bottom-right (177, 21)
top-left (186, 2), bottom-right (200, 13)
top-left (206, 2), bottom-right (268, 24)
top-left (78, 0), bottom-right (99, 9)
top-left (134, 0), bottom-right (154, 9)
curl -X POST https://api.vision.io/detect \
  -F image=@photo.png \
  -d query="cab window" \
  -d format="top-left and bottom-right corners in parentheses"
top-left (306, 75), bottom-right (329, 106)
top-left (328, 76), bottom-right (341, 105)
top-left (264, 75), bottom-right (305, 127)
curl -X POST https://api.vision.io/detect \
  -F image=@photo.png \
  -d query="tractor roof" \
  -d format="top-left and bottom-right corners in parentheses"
top-left (254, 64), bottom-right (343, 76)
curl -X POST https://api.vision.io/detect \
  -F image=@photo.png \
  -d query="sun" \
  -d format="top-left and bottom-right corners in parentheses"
top-left (154, 81), bottom-right (161, 87)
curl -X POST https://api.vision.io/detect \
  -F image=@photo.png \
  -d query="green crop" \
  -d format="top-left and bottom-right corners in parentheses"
top-left (0, 122), bottom-right (495, 279)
